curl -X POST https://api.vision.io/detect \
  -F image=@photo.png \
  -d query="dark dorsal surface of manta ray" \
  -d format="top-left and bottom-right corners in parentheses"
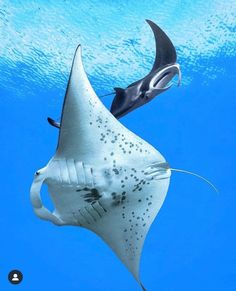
top-left (47, 19), bottom-right (181, 128)
top-left (31, 45), bottom-right (171, 290)
top-left (110, 19), bottom-right (181, 118)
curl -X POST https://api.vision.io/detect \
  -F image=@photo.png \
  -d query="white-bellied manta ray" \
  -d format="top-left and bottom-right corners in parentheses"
top-left (47, 19), bottom-right (181, 128)
top-left (31, 44), bottom-right (170, 290)
top-left (30, 42), bottom-right (217, 290)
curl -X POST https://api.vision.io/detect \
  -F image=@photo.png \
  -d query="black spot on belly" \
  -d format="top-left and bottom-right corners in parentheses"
top-left (113, 168), bottom-right (119, 175)
top-left (80, 188), bottom-right (102, 203)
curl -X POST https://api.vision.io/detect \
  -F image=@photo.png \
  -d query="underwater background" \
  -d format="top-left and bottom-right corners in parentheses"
top-left (0, 1), bottom-right (235, 290)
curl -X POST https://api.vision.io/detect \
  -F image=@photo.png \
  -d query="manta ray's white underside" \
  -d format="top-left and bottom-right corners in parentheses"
top-left (30, 45), bottom-right (171, 290)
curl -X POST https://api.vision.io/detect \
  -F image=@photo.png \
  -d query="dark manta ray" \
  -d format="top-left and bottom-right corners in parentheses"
top-left (110, 19), bottom-right (181, 118)
top-left (47, 19), bottom-right (181, 128)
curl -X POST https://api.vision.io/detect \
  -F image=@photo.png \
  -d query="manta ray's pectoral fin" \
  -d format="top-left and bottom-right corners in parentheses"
top-left (146, 19), bottom-right (177, 72)
top-left (47, 117), bottom-right (61, 129)
top-left (86, 178), bottom-right (170, 290)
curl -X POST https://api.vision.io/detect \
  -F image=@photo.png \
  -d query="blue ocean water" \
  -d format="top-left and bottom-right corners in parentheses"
top-left (0, 1), bottom-right (235, 290)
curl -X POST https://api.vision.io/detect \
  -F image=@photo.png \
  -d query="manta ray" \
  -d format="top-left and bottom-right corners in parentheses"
top-left (30, 37), bottom-right (216, 290)
top-left (110, 19), bottom-right (181, 118)
top-left (47, 20), bottom-right (181, 128)
top-left (31, 44), bottom-right (171, 290)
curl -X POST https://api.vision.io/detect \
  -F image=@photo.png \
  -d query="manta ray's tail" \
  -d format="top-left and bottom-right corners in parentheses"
top-left (100, 91), bottom-right (116, 98)
top-left (140, 282), bottom-right (147, 291)
top-left (170, 168), bottom-right (218, 193)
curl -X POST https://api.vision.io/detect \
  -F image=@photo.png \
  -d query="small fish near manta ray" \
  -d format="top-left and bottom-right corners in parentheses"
top-left (31, 23), bottom-right (217, 290)
top-left (47, 19), bottom-right (181, 128)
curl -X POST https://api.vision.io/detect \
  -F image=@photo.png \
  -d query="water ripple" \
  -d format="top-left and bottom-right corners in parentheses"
top-left (0, 0), bottom-right (235, 97)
